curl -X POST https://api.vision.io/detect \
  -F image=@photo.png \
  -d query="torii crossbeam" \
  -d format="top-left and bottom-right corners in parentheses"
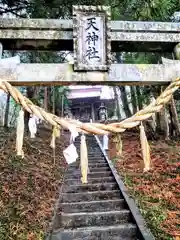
top-left (0, 5), bottom-right (179, 86)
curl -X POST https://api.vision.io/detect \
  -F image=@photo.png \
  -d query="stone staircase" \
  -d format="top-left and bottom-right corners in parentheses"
top-left (48, 135), bottom-right (149, 240)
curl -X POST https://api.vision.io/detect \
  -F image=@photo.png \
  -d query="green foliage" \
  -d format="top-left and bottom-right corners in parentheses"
top-left (50, 86), bottom-right (71, 110)
top-left (112, 0), bottom-right (179, 20)
top-left (37, 86), bottom-right (70, 112)
top-left (2, 0), bottom-right (179, 21)
top-left (139, 205), bottom-right (172, 239)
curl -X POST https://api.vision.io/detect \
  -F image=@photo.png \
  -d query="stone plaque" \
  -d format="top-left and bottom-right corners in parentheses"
top-left (73, 5), bottom-right (111, 71)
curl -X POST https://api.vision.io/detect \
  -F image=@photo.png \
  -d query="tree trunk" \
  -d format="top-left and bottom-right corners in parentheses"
top-left (136, 86), bottom-right (143, 110)
top-left (119, 86), bottom-right (132, 118)
top-left (155, 112), bottom-right (161, 133)
top-left (113, 87), bottom-right (121, 119)
top-left (44, 87), bottom-right (48, 111)
top-left (163, 107), bottom-right (170, 140)
top-left (130, 86), bottom-right (138, 114)
top-left (34, 86), bottom-right (41, 99)
top-left (169, 104), bottom-right (174, 136)
top-left (152, 86), bottom-right (170, 139)
top-left (159, 107), bottom-right (170, 140)
top-left (61, 95), bottom-right (64, 117)
top-left (24, 87), bottom-right (35, 132)
top-left (52, 87), bottom-right (55, 114)
top-left (4, 93), bottom-right (10, 128)
top-left (169, 97), bottom-right (180, 136)
top-left (47, 87), bottom-right (51, 111)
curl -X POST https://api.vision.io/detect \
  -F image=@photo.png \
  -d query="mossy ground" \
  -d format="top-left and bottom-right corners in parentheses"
top-left (109, 132), bottom-right (179, 240)
top-left (0, 127), bottom-right (68, 240)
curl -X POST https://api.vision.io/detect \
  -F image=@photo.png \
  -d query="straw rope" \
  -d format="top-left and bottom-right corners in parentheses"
top-left (0, 77), bottom-right (180, 135)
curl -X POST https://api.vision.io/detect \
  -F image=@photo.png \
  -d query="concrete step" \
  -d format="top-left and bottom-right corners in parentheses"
top-left (65, 171), bottom-right (113, 179)
top-left (61, 210), bottom-right (131, 228)
top-left (63, 183), bottom-right (118, 193)
top-left (61, 199), bottom-right (126, 213)
top-left (64, 176), bottom-right (115, 185)
top-left (62, 190), bottom-right (122, 203)
top-left (50, 224), bottom-right (137, 240)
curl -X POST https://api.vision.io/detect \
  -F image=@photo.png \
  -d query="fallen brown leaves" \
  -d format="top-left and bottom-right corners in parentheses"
top-left (109, 132), bottom-right (180, 240)
top-left (0, 127), bottom-right (69, 240)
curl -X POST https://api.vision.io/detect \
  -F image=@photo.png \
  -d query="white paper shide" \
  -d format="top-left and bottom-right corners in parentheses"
top-left (28, 115), bottom-right (40, 138)
top-left (103, 134), bottom-right (109, 150)
top-left (63, 126), bottom-right (79, 164)
top-left (63, 144), bottom-right (78, 164)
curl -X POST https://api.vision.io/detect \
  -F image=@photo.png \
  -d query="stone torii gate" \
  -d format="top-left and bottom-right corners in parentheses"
top-left (0, 5), bottom-right (180, 86)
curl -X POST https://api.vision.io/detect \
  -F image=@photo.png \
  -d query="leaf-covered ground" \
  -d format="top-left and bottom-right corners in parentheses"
top-left (0, 127), bottom-right (68, 240)
top-left (109, 132), bottom-right (180, 240)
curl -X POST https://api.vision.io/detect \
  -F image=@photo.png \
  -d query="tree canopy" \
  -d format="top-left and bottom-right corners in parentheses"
top-left (1, 0), bottom-right (179, 20)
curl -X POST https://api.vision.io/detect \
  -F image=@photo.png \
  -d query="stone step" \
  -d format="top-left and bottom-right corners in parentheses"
top-left (89, 153), bottom-right (104, 156)
top-left (88, 158), bottom-right (105, 161)
top-left (65, 171), bottom-right (113, 179)
top-left (88, 155), bottom-right (105, 159)
top-left (73, 157), bottom-right (106, 162)
top-left (88, 160), bottom-right (107, 164)
top-left (61, 199), bottom-right (126, 213)
top-left (64, 176), bottom-right (115, 185)
top-left (88, 162), bottom-right (108, 168)
top-left (63, 183), bottom-right (118, 193)
top-left (88, 167), bottom-right (110, 172)
top-left (47, 135), bottom-right (145, 240)
top-left (61, 210), bottom-right (131, 228)
top-left (74, 143), bottom-right (98, 146)
top-left (67, 164), bottom-right (107, 171)
top-left (62, 190), bottom-right (122, 202)
top-left (69, 157), bottom-right (106, 163)
top-left (67, 167), bottom-right (110, 174)
top-left (76, 150), bottom-right (101, 154)
top-left (68, 162), bottom-right (109, 169)
top-left (75, 145), bottom-right (99, 148)
top-left (88, 158), bottom-right (106, 161)
top-left (87, 162), bottom-right (107, 166)
top-left (51, 224), bottom-right (137, 240)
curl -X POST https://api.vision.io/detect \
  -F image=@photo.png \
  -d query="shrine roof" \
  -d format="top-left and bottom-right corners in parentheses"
top-left (67, 86), bottom-right (114, 99)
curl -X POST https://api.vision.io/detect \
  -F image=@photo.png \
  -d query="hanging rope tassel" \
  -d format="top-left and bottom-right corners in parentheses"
top-left (50, 126), bottom-right (61, 164)
top-left (139, 122), bottom-right (151, 172)
top-left (16, 108), bottom-right (25, 158)
top-left (50, 126), bottom-right (61, 149)
top-left (112, 134), bottom-right (123, 158)
top-left (80, 133), bottom-right (88, 184)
